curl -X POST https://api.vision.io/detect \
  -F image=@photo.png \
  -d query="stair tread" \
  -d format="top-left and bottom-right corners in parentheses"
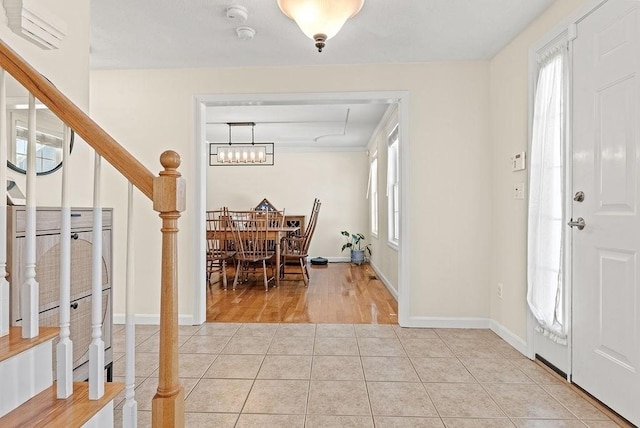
top-left (0, 326), bottom-right (59, 363)
top-left (0, 381), bottom-right (124, 427)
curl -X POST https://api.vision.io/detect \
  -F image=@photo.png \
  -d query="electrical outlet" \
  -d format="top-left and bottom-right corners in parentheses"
top-left (497, 283), bottom-right (503, 299)
top-left (514, 183), bottom-right (525, 200)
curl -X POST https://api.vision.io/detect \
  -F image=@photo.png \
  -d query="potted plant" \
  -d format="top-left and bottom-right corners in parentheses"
top-left (341, 231), bottom-right (372, 265)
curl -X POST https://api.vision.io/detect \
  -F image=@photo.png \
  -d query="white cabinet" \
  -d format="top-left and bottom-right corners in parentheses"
top-left (6, 207), bottom-right (113, 381)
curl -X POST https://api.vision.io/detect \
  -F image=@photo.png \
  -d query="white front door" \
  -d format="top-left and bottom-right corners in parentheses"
top-left (572, 0), bottom-right (640, 424)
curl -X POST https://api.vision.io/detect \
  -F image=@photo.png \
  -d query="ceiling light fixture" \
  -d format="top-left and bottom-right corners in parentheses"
top-left (209, 122), bottom-right (274, 166)
top-left (277, 0), bottom-right (364, 52)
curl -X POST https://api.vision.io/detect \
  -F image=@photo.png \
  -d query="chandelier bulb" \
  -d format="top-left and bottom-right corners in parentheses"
top-left (314, 34), bottom-right (327, 53)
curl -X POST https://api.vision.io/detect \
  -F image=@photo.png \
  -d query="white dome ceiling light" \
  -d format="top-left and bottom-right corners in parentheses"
top-left (236, 26), bottom-right (255, 41)
top-left (277, 0), bottom-right (364, 52)
top-left (225, 5), bottom-right (248, 22)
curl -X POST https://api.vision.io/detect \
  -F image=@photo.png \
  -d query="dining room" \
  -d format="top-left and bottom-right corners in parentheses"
top-left (201, 94), bottom-right (403, 324)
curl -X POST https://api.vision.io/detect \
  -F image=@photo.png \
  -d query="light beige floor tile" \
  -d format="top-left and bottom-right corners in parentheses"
top-left (355, 324), bottom-right (397, 338)
top-left (178, 325), bottom-right (202, 336)
top-left (426, 383), bottom-right (506, 418)
top-left (461, 358), bottom-right (534, 383)
top-left (133, 377), bottom-right (199, 411)
top-left (269, 335), bottom-right (315, 355)
top-left (243, 379), bottom-right (309, 414)
top-left (185, 378), bottom-right (253, 412)
top-left (161, 353), bottom-right (216, 378)
top-left (367, 381), bottom-right (438, 417)
top-left (114, 410), bottom-right (150, 428)
top-left (496, 343), bottom-right (527, 359)
top-left (447, 340), bottom-right (506, 359)
top-left (314, 336), bottom-right (359, 355)
top-left (136, 332), bottom-right (189, 353)
top-left (411, 357), bottom-right (476, 383)
top-left (134, 325), bottom-right (160, 339)
top-left (276, 323), bottom-right (317, 337)
top-left (113, 352), bottom-right (159, 377)
top-left (394, 326), bottom-right (439, 340)
top-left (235, 323), bottom-right (279, 337)
top-left (435, 329), bottom-right (498, 342)
top-left (582, 421), bottom-right (621, 427)
top-left (400, 338), bottom-right (455, 358)
top-left (483, 383), bottom-right (576, 419)
top-left (185, 412), bottom-right (238, 428)
top-left (361, 356), bottom-right (419, 382)
top-left (195, 322), bottom-right (241, 336)
top-left (306, 415), bottom-right (375, 427)
top-left (509, 359), bottom-right (564, 385)
top-left (221, 335), bottom-right (272, 354)
top-left (258, 355), bottom-right (312, 379)
top-left (375, 416), bottom-right (445, 427)
top-left (307, 380), bottom-right (371, 416)
top-left (203, 354), bottom-right (264, 379)
top-left (511, 420), bottom-right (587, 427)
top-left (316, 324), bottom-right (356, 337)
top-left (236, 413), bottom-right (305, 428)
top-left (311, 356), bottom-right (364, 380)
top-left (442, 418), bottom-right (515, 427)
top-left (180, 335), bottom-right (230, 354)
top-left (540, 384), bottom-right (610, 420)
top-left (357, 337), bottom-right (406, 357)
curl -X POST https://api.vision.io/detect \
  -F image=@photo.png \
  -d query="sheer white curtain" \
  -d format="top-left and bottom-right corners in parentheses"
top-left (527, 46), bottom-right (568, 345)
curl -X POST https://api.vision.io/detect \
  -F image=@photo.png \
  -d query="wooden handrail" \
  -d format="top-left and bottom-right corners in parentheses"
top-left (0, 39), bottom-right (154, 200)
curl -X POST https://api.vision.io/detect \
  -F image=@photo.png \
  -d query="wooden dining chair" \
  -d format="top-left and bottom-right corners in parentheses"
top-left (230, 215), bottom-right (275, 291)
top-left (206, 210), bottom-right (236, 289)
top-left (280, 198), bottom-right (321, 286)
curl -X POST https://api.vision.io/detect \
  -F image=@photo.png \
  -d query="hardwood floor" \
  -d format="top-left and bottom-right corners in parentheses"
top-left (206, 262), bottom-right (398, 324)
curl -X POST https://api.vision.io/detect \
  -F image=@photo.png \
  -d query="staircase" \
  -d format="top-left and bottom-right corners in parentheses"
top-left (0, 38), bottom-right (185, 427)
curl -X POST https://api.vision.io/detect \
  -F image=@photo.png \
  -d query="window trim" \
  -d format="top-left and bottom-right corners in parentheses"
top-left (387, 124), bottom-right (400, 247)
top-left (370, 156), bottom-right (379, 237)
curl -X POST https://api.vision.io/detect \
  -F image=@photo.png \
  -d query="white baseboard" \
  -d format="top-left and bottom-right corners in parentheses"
top-left (113, 313), bottom-right (196, 326)
top-left (369, 260), bottom-right (398, 301)
top-left (489, 319), bottom-right (528, 357)
top-left (406, 316), bottom-right (491, 329)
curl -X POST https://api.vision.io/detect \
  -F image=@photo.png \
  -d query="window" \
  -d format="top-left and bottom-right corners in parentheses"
top-left (527, 44), bottom-right (568, 344)
top-left (370, 157), bottom-right (378, 236)
top-left (387, 124), bottom-right (400, 246)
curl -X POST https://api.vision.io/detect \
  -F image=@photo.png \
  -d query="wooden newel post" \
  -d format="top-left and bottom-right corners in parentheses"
top-left (151, 150), bottom-right (186, 427)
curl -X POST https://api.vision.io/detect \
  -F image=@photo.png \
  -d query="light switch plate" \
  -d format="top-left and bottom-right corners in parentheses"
top-left (512, 152), bottom-right (526, 171)
top-left (514, 183), bottom-right (525, 199)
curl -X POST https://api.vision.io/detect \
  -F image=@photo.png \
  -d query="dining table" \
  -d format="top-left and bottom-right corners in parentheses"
top-left (208, 224), bottom-right (299, 287)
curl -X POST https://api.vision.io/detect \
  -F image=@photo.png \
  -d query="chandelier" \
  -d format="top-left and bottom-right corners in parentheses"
top-left (209, 122), bottom-right (274, 166)
top-left (277, 0), bottom-right (365, 52)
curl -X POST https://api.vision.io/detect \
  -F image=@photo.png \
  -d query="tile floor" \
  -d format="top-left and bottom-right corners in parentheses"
top-left (111, 323), bottom-right (622, 427)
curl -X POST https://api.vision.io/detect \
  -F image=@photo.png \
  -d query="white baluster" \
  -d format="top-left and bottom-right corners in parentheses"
top-left (21, 93), bottom-right (38, 339)
top-left (123, 182), bottom-right (137, 427)
top-left (0, 69), bottom-right (9, 338)
top-left (57, 125), bottom-right (73, 398)
top-left (89, 152), bottom-right (104, 399)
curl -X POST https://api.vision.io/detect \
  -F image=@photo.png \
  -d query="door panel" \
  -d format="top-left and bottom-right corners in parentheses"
top-left (572, 0), bottom-right (640, 424)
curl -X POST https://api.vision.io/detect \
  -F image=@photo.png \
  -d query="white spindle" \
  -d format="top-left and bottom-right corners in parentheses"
top-left (21, 93), bottom-right (38, 339)
top-left (89, 152), bottom-right (104, 399)
top-left (0, 69), bottom-right (9, 338)
top-left (57, 125), bottom-right (73, 398)
top-left (123, 182), bottom-right (137, 427)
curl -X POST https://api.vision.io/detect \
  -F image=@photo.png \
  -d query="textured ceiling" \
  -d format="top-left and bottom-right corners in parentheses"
top-left (90, 0), bottom-right (557, 70)
top-left (90, 0), bottom-right (556, 150)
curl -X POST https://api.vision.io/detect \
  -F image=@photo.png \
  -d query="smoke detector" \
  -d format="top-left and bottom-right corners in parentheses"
top-left (226, 5), bottom-right (248, 22)
top-left (236, 26), bottom-right (255, 41)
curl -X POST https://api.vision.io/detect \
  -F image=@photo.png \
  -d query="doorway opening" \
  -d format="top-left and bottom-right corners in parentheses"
top-left (192, 91), bottom-right (410, 325)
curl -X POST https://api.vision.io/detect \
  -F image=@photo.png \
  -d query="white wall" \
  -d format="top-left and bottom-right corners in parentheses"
top-left (1, 0), bottom-right (94, 207)
top-left (90, 62), bottom-right (492, 323)
top-left (489, 0), bottom-right (588, 339)
top-left (367, 108), bottom-right (399, 294)
top-left (207, 151), bottom-right (368, 259)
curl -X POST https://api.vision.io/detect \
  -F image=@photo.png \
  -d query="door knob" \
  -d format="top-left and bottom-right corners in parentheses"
top-left (568, 217), bottom-right (586, 230)
top-left (574, 191), bottom-right (585, 202)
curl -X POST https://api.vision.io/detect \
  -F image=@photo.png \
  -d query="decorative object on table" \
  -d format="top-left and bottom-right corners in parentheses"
top-left (209, 122), bottom-right (274, 166)
top-left (277, 0), bottom-right (365, 52)
top-left (341, 230), bottom-right (371, 265)
top-left (281, 198), bottom-right (321, 285)
top-left (255, 197), bottom-right (278, 212)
